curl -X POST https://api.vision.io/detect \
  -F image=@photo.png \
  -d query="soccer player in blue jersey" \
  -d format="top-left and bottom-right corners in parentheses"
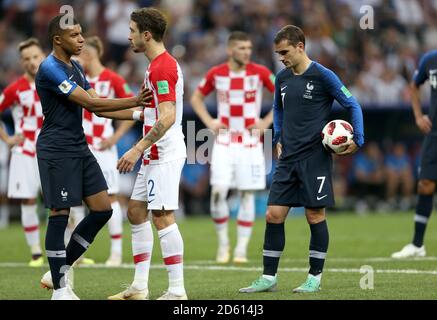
top-left (35, 14), bottom-right (150, 300)
top-left (392, 49), bottom-right (437, 259)
top-left (239, 25), bottom-right (364, 294)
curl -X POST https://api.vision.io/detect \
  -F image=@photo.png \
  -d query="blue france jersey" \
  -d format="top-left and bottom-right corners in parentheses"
top-left (413, 50), bottom-right (437, 134)
top-left (273, 61), bottom-right (364, 161)
top-left (35, 54), bottom-right (91, 159)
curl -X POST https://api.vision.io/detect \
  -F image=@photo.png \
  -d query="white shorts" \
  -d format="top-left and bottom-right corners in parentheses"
top-left (0, 141), bottom-right (9, 194)
top-left (8, 152), bottom-right (41, 199)
top-left (130, 158), bottom-right (185, 210)
top-left (210, 143), bottom-right (266, 190)
top-left (91, 146), bottom-right (120, 195)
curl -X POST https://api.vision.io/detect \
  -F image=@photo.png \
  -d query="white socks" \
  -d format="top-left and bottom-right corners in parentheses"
top-left (158, 223), bottom-right (185, 296)
top-left (108, 201), bottom-right (123, 256)
top-left (21, 204), bottom-right (41, 256)
top-left (131, 221), bottom-right (153, 291)
top-left (235, 191), bottom-right (255, 256)
top-left (210, 186), bottom-right (230, 248)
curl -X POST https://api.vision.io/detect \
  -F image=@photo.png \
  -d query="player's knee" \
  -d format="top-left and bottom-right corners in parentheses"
top-left (305, 208), bottom-right (325, 224)
top-left (210, 186), bottom-right (228, 210)
top-left (266, 208), bottom-right (284, 223)
top-left (127, 205), bottom-right (143, 224)
top-left (21, 198), bottom-right (37, 205)
top-left (151, 210), bottom-right (175, 229)
top-left (418, 180), bottom-right (435, 195)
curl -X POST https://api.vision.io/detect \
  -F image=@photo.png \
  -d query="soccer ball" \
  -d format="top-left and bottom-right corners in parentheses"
top-left (321, 120), bottom-right (354, 154)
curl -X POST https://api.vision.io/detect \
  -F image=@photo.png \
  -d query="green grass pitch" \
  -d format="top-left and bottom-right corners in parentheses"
top-left (1, 211), bottom-right (437, 300)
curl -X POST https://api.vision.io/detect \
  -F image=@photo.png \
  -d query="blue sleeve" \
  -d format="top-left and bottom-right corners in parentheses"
top-left (74, 61), bottom-right (91, 91)
top-left (39, 62), bottom-right (77, 97)
top-left (413, 52), bottom-right (430, 87)
top-left (319, 65), bottom-right (365, 148)
top-left (272, 75), bottom-right (283, 146)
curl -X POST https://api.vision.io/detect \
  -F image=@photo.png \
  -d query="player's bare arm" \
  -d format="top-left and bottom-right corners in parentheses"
top-left (247, 110), bottom-right (273, 135)
top-left (411, 81), bottom-right (432, 134)
top-left (0, 109), bottom-right (24, 147)
top-left (191, 89), bottom-right (227, 134)
top-left (117, 101), bottom-right (176, 174)
top-left (0, 119), bottom-right (24, 147)
top-left (99, 120), bottom-right (136, 151)
top-left (86, 87), bottom-right (146, 121)
top-left (68, 84), bottom-right (151, 112)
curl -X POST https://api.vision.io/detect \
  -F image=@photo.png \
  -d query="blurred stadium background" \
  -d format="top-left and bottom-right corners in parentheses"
top-left (1, 0), bottom-right (437, 300)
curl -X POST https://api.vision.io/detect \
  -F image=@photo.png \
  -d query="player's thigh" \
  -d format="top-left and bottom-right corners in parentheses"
top-left (235, 144), bottom-right (266, 190)
top-left (126, 199), bottom-right (149, 224)
top-left (37, 157), bottom-right (84, 209)
top-left (210, 142), bottom-right (233, 187)
top-left (84, 190), bottom-right (112, 212)
top-left (267, 160), bottom-right (301, 207)
top-left (419, 136), bottom-right (437, 181)
top-left (92, 147), bottom-right (120, 195)
top-left (145, 158), bottom-right (185, 211)
top-left (7, 153), bottom-right (40, 199)
top-left (299, 149), bottom-right (335, 208)
top-left (82, 153), bottom-right (109, 204)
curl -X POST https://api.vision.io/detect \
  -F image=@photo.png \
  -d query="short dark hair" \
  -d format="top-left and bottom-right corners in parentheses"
top-left (18, 37), bottom-right (42, 53)
top-left (85, 36), bottom-right (104, 58)
top-left (130, 7), bottom-right (167, 42)
top-left (48, 14), bottom-right (80, 43)
top-left (274, 25), bottom-right (305, 47)
top-left (227, 31), bottom-right (251, 44)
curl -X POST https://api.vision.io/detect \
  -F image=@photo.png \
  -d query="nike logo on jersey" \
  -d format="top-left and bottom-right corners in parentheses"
top-left (147, 199), bottom-right (154, 204)
top-left (280, 86), bottom-right (287, 91)
top-left (69, 75), bottom-right (74, 80)
top-left (317, 195), bottom-right (327, 201)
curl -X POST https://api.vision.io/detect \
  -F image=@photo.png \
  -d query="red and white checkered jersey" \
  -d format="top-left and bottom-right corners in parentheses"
top-left (142, 51), bottom-right (186, 165)
top-left (198, 62), bottom-right (275, 146)
top-left (0, 76), bottom-right (43, 157)
top-left (82, 68), bottom-right (134, 150)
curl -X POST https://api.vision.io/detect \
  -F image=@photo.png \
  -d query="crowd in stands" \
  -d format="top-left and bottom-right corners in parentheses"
top-left (0, 0), bottom-right (436, 220)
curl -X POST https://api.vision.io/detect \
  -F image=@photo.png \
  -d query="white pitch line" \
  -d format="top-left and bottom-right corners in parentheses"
top-left (1, 262), bottom-right (437, 275)
top-left (190, 256), bottom-right (437, 264)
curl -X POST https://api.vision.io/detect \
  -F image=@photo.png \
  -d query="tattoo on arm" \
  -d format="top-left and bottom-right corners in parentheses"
top-left (141, 102), bottom-right (176, 146)
top-left (143, 120), bottom-right (166, 145)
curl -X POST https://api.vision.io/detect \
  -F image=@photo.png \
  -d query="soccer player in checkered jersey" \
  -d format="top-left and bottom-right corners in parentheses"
top-left (67, 36), bottom-right (137, 267)
top-left (35, 14), bottom-right (150, 300)
top-left (108, 7), bottom-right (187, 300)
top-left (0, 38), bottom-right (45, 267)
top-left (239, 25), bottom-right (364, 294)
top-left (191, 31), bottom-right (275, 264)
top-left (391, 49), bottom-right (437, 259)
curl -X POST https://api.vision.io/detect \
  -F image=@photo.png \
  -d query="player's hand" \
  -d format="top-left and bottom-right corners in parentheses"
top-left (336, 139), bottom-right (359, 156)
top-left (276, 142), bottom-right (282, 158)
top-left (247, 119), bottom-right (269, 136)
top-left (6, 134), bottom-right (24, 147)
top-left (117, 145), bottom-right (143, 174)
top-left (136, 85), bottom-right (153, 107)
top-left (207, 119), bottom-right (228, 135)
top-left (416, 115), bottom-right (432, 134)
top-left (99, 136), bottom-right (117, 151)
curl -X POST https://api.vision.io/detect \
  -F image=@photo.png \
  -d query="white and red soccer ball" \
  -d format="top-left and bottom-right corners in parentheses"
top-left (321, 120), bottom-right (354, 154)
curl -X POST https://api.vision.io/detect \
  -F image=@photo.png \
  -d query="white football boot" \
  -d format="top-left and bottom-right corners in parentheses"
top-left (157, 291), bottom-right (188, 300)
top-left (108, 285), bottom-right (149, 300)
top-left (391, 243), bottom-right (426, 258)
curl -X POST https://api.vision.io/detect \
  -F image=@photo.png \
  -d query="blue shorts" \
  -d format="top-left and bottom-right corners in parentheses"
top-left (37, 154), bottom-right (108, 209)
top-left (419, 135), bottom-right (437, 181)
top-left (268, 147), bottom-right (334, 208)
